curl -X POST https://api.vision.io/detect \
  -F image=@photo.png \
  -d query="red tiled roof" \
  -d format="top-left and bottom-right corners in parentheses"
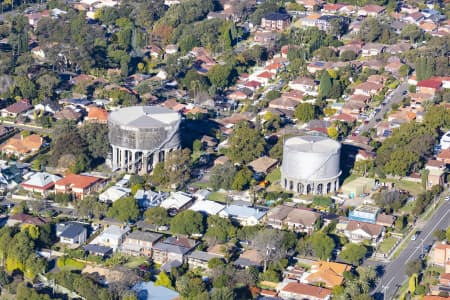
top-left (332, 113), bottom-right (357, 123)
top-left (256, 71), bottom-right (273, 79)
top-left (282, 282), bottom-right (332, 299)
top-left (4, 99), bottom-right (32, 114)
top-left (417, 78), bottom-right (442, 89)
top-left (55, 174), bottom-right (102, 190)
top-left (437, 149), bottom-right (450, 160)
top-left (87, 106), bottom-right (108, 122)
top-left (435, 243), bottom-right (450, 250)
top-left (10, 213), bottom-right (47, 226)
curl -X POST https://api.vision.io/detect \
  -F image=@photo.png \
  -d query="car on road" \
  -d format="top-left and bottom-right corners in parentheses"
top-left (445, 196), bottom-right (450, 201)
top-left (423, 245), bottom-right (432, 253)
top-left (411, 231), bottom-right (420, 241)
top-left (402, 90), bottom-right (407, 95)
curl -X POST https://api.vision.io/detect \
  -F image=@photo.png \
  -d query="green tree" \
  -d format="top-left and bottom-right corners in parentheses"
top-left (252, 229), bottom-right (287, 272)
top-left (231, 167), bottom-right (253, 190)
top-left (150, 162), bottom-right (168, 186)
top-left (310, 232), bottom-right (335, 260)
top-left (144, 207), bottom-right (170, 226)
top-left (294, 103), bottom-right (316, 123)
top-left (76, 196), bottom-right (107, 220)
top-left (433, 229), bottom-right (446, 241)
top-left (405, 259), bottom-right (423, 276)
top-left (319, 71), bottom-right (332, 98)
top-left (176, 272), bottom-right (207, 298)
top-left (421, 169), bottom-right (429, 191)
top-left (171, 210), bottom-right (204, 235)
top-left (409, 273), bottom-right (418, 294)
top-left (209, 162), bottom-right (237, 190)
top-left (340, 243), bottom-right (367, 265)
top-left (211, 287), bottom-right (235, 300)
top-left (227, 122), bottom-right (265, 164)
top-left (155, 271), bottom-right (173, 289)
top-left (207, 64), bottom-right (234, 90)
top-left (205, 215), bottom-right (235, 245)
top-left (15, 76), bottom-right (37, 99)
top-left (107, 197), bottom-right (139, 223)
top-left (164, 149), bottom-right (192, 188)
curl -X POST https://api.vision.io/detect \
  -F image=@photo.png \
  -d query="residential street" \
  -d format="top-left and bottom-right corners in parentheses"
top-left (359, 82), bottom-right (408, 135)
top-left (372, 197), bottom-right (450, 299)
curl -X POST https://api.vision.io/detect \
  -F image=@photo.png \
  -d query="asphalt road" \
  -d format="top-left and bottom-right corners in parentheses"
top-left (372, 197), bottom-right (450, 299)
top-left (359, 82), bottom-right (408, 135)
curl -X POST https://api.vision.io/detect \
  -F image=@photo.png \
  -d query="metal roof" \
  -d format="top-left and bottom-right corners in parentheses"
top-left (108, 105), bottom-right (180, 129)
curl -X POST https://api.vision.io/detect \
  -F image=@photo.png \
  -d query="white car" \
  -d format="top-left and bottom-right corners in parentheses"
top-left (445, 196), bottom-right (450, 201)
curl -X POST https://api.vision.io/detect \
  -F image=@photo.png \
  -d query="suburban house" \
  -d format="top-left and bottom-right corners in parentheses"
top-left (361, 43), bottom-right (386, 57)
top-left (159, 191), bottom-right (193, 213)
top-left (425, 160), bottom-right (447, 188)
top-left (99, 185), bottom-right (130, 203)
top-left (266, 205), bottom-right (320, 234)
top-left (86, 106), bottom-right (108, 124)
top-left (288, 77), bottom-right (318, 96)
top-left (219, 204), bottom-right (267, 226)
top-left (354, 82), bottom-right (383, 96)
top-left (0, 134), bottom-right (43, 159)
top-left (89, 225), bottom-right (129, 252)
top-left (440, 273), bottom-right (450, 286)
top-left (437, 149), bottom-right (450, 164)
top-left (416, 78), bottom-right (443, 96)
top-left (152, 236), bottom-right (197, 265)
top-left (285, 208), bottom-right (321, 234)
top-left (55, 107), bottom-right (83, 122)
top-left (317, 15), bottom-right (349, 33)
top-left (121, 231), bottom-right (163, 256)
top-left (21, 172), bottom-right (62, 195)
top-left (233, 249), bottom-right (263, 268)
top-left (247, 156), bottom-right (278, 175)
top-left (304, 261), bottom-right (352, 288)
top-left (1, 99), bottom-right (33, 118)
top-left (186, 251), bottom-right (223, 270)
top-left (342, 220), bottom-right (385, 246)
top-left (84, 244), bottom-right (113, 257)
top-left (56, 222), bottom-right (88, 245)
top-left (358, 4), bottom-right (386, 17)
top-left (189, 200), bottom-right (225, 216)
top-left (134, 190), bottom-right (168, 209)
top-left (279, 282), bottom-right (332, 300)
top-left (261, 12), bottom-right (291, 31)
top-left (348, 205), bottom-right (379, 224)
top-left (266, 205), bottom-right (293, 229)
top-left (7, 213), bottom-right (47, 227)
top-left (54, 174), bottom-right (104, 199)
top-left (430, 243), bottom-right (450, 273)
top-left (268, 97), bottom-right (300, 111)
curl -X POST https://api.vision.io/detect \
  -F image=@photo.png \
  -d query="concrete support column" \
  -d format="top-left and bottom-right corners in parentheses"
top-left (153, 152), bottom-right (159, 168)
top-left (130, 150), bottom-right (136, 173)
top-left (335, 180), bottom-right (339, 192)
top-left (141, 152), bottom-right (148, 175)
top-left (120, 149), bottom-right (126, 171)
top-left (112, 146), bottom-right (117, 170)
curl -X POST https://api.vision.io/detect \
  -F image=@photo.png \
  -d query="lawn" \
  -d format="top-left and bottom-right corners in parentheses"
top-left (266, 168), bottom-right (281, 183)
top-left (124, 256), bottom-right (149, 269)
top-left (56, 257), bottom-right (85, 271)
top-left (190, 181), bottom-right (209, 189)
top-left (207, 191), bottom-right (227, 203)
top-left (378, 236), bottom-right (399, 254)
top-left (342, 174), bottom-right (359, 185)
top-left (383, 179), bottom-right (423, 196)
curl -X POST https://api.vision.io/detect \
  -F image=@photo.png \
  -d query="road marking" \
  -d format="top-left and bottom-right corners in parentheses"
top-left (405, 204), bottom-right (450, 263)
